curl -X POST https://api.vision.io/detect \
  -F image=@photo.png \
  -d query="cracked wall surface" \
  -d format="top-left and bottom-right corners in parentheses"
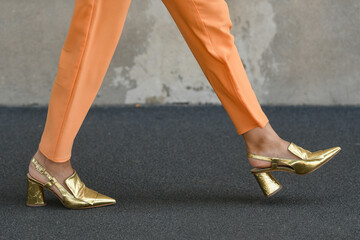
top-left (0, 0), bottom-right (359, 106)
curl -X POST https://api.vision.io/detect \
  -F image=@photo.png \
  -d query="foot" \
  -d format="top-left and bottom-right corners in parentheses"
top-left (243, 123), bottom-right (301, 169)
top-left (246, 139), bottom-right (301, 168)
top-left (28, 149), bottom-right (74, 198)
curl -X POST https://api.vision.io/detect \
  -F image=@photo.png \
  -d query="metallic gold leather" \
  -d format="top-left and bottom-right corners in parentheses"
top-left (252, 172), bottom-right (282, 197)
top-left (248, 142), bottom-right (341, 175)
top-left (26, 157), bottom-right (116, 209)
top-left (26, 177), bottom-right (46, 206)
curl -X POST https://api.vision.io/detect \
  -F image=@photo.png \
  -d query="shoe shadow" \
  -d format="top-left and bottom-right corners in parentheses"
top-left (113, 190), bottom-right (328, 207)
top-left (5, 187), bottom-right (329, 210)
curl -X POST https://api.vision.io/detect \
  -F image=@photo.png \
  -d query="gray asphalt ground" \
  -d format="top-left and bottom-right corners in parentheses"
top-left (0, 105), bottom-right (359, 239)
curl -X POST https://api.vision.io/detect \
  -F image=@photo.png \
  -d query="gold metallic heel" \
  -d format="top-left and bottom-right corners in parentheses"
top-left (26, 177), bottom-right (46, 207)
top-left (252, 172), bottom-right (282, 198)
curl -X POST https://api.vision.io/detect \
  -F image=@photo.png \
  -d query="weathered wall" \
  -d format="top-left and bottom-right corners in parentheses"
top-left (0, 0), bottom-right (359, 106)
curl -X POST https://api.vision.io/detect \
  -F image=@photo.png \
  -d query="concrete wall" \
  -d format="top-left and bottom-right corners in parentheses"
top-left (1, 0), bottom-right (359, 106)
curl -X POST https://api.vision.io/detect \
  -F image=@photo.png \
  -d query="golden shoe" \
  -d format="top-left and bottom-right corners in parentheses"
top-left (26, 157), bottom-right (116, 209)
top-left (248, 142), bottom-right (341, 198)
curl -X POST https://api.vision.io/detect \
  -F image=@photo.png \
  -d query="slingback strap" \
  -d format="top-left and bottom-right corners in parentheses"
top-left (31, 157), bottom-right (59, 188)
top-left (247, 153), bottom-right (272, 162)
top-left (248, 153), bottom-right (283, 169)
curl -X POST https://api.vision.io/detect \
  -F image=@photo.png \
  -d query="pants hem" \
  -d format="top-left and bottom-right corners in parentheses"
top-left (236, 119), bottom-right (269, 135)
top-left (38, 144), bottom-right (72, 162)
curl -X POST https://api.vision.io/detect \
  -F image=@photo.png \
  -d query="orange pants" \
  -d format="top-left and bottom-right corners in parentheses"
top-left (38, 0), bottom-right (269, 162)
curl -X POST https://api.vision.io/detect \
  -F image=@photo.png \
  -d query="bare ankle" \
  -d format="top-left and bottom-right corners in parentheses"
top-left (243, 123), bottom-right (281, 150)
top-left (241, 123), bottom-right (299, 168)
top-left (243, 128), bottom-right (284, 153)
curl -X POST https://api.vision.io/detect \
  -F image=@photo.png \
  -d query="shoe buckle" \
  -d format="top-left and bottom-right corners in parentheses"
top-left (271, 158), bottom-right (281, 169)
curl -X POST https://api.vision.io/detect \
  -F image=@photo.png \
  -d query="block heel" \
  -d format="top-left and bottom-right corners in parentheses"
top-left (252, 172), bottom-right (282, 198)
top-left (26, 176), bottom-right (46, 207)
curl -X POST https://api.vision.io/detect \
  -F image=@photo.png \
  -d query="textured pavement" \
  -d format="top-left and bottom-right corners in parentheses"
top-left (0, 105), bottom-right (359, 239)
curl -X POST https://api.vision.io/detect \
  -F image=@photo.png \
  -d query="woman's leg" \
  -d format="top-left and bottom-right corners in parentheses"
top-left (161, 0), bottom-right (299, 167)
top-left (30, 0), bottom-right (132, 195)
top-left (162, 0), bottom-right (269, 134)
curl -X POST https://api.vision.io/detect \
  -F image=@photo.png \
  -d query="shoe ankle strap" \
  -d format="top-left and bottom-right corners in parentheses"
top-left (247, 153), bottom-right (272, 162)
top-left (247, 153), bottom-right (286, 170)
top-left (31, 157), bottom-right (59, 188)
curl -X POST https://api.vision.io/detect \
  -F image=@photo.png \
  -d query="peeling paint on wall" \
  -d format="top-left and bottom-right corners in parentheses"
top-left (111, 0), bottom-right (277, 104)
top-left (228, 0), bottom-right (277, 100)
top-left (111, 0), bottom-right (218, 104)
top-left (1, 0), bottom-right (359, 106)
